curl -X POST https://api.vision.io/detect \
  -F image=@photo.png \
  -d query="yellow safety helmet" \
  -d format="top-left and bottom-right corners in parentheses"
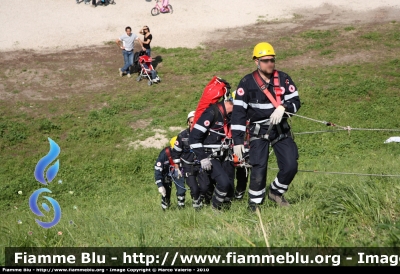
top-left (231, 90), bottom-right (236, 100)
top-left (169, 136), bottom-right (177, 148)
top-left (252, 42), bottom-right (275, 59)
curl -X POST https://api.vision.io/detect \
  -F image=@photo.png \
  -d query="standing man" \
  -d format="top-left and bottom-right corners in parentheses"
top-left (116, 26), bottom-right (146, 78)
top-left (171, 111), bottom-right (210, 210)
top-left (231, 42), bottom-right (301, 211)
top-left (189, 91), bottom-right (235, 211)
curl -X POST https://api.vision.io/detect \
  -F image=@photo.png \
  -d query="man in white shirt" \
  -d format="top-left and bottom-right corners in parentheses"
top-left (115, 26), bottom-right (146, 78)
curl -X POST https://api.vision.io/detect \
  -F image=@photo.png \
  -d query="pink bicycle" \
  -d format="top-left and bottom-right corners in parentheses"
top-left (151, 0), bottom-right (173, 16)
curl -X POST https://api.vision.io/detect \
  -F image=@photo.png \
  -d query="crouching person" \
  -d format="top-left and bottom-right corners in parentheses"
top-left (154, 137), bottom-right (186, 210)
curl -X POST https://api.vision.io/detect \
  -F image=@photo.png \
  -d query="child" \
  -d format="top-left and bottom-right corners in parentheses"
top-left (140, 56), bottom-right (160, 83)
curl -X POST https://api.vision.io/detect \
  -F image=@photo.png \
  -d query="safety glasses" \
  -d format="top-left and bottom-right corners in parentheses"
top-left (258, 58), bottom-right (276, 63)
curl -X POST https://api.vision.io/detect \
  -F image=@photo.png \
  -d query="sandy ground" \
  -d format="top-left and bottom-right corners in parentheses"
top-left (1, 0), bottom-right (399, 52)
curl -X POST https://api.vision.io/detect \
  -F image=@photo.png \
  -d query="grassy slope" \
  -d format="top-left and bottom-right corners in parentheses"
top-left (1, 21), bottom-right (400, 264)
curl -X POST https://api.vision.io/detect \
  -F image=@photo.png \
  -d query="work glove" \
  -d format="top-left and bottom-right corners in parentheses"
top-left (158, 186), bottom-right (166, 197)
top-left (174, 169), bottom-right (182, 179)
top-left (270, 105), bottom-right (285, 125)
top-left (200, 158), bottom-right (212, 171)
top-left (233, 145), bottom-right (245, 161)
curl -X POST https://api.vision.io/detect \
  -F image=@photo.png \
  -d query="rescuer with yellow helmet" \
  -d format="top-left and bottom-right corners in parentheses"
top-left (154, 135), bottom-right (187, 210)
top-left (230, 42), bottom-right (302, 211)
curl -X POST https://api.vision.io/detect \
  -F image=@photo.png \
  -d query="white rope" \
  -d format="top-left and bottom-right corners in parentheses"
top-left (286, 112), bottom-right (400, 133)
top-left (268, 167), bottom-right (400, 177)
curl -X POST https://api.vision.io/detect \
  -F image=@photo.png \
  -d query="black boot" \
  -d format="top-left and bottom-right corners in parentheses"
top-left (248, 200), bottom-right (260, 212)
top-left (161, 197), bottom-right (170, 211)
top-left (192, 197), bottom-right (203, 211)
top-left (177, 195), bottom-right (185, 209)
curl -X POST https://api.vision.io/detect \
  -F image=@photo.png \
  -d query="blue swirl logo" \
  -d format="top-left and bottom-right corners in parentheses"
top-left (29, 188), bottom-right (61, 228)
top-left (30, 137), bottom-right (62, 229)
top-left (34, 138), bottom-right (60, 185)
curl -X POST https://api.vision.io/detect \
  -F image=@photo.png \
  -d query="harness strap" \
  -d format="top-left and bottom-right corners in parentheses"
top-left (165, 147), bottom-right (175, 166)
top-left (212, 103), bottom-right (231, 139)
top-left (252, 119), bottom-right (271, 136)
top-left (245, 120), bottom-right (250, 144)
top-left (250, 123), bottom-right (291, 147)
top-left (252, 70), bottom-right (282, 108)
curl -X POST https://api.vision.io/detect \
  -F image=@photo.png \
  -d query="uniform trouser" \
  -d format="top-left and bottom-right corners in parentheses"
top-left (235, 167), bottom-right (249, 194)
top-left (248, 136), bottom-right (298, 205)
top-left (182, 163), bottom-right (209, 201)
top-left (222, 160), bottom-right (235, 200)
top-left (162, 175), bottom-right (186, 207)
top-left (209, 158), bottom-right (235, 209)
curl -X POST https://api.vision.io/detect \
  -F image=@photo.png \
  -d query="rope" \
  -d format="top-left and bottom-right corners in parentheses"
top-left (268, 167), bottom-right (400, 177)
top-left (168, 167), bottom-right (189, 190)
top-left (286, 112), bottom-right (400, 134)
top-left (170, 175), bottom-right (189, 190)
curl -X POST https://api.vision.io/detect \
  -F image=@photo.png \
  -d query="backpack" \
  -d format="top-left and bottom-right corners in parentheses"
top-left (191, 76), bottom-right (231, 130)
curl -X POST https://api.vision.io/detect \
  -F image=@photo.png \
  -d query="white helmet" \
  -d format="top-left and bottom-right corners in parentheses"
top-left (187, 111), bottom-right (195, 121)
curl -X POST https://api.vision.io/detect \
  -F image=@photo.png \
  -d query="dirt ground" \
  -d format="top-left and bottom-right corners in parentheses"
top-left (1, 4), bottom-right (398, 118)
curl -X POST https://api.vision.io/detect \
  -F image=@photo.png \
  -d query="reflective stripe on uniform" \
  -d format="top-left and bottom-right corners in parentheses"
top-left (203, 144), bottom-right (223, 149)
top-left (284, 91), bottom-right (298, 100)
top-left (248, 102), bottom-right (274, 110)
top-left (292, 103), bottom-right (297, 113)
top-left (231, 124), bottom-right (246, 131)
top-left (248, 187), bottom-right (266, 196)
top-left (173, 146), bottom-right (182, 152)
top-left (272, 177), bottom-right (288, 189)
top-left (271, 184), bottom-right (286, 194)
top-left (233, 99), bottom-right (248, 109)
top-left (194, 124), bottom-right (207, 133)
top-left (190, 143), bottom-right (203, 148)
top-left (249, 197), bottom-right (263, 204)
top-left (215, 187), bottom-right (227, 196)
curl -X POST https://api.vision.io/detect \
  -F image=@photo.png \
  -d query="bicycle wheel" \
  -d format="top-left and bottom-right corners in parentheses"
top-left (167, 5), bottom-right (173, 14)
top-left (151, 7), bottom-right (159, 16)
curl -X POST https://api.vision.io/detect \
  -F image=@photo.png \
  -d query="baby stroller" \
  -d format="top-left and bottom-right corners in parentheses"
top-left (130, 50), bottom-right (146, 74)
top-left (136, 55), bottom-right (161, 86)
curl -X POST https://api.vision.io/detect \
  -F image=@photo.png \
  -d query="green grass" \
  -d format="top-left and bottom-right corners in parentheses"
top-left (1, 21), bottom-right (400, 265)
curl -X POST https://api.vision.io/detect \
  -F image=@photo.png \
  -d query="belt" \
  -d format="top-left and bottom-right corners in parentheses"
top-left (123, 49), bottom-right (133, 52)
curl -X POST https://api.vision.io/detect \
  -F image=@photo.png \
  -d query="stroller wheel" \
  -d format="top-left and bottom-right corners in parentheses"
top-left (136, 76), bottom-right (141, 82)
top-left (148, 80), bottom-right (152, 86)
